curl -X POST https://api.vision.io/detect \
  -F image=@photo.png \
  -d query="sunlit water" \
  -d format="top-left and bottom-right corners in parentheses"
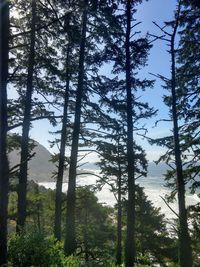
top-left (39, 170), bottom-right (199, 220)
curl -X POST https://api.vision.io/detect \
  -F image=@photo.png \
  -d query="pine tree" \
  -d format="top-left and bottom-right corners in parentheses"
top-left (75, 187), bottom-right (115, 264)
top-left (99, 1), bottom-right (154, 265)
top-left (95, 117), bottom-right (148, 265)
top-left (64, 0), bottom-right (89, 255)
top-left (124, 1), bottom-right (136, 265)
top-left (53, 0), bottom-right (84, 241)
top-left (96, 127), bottom-right (127, 266)
top-left (175, 0), bottom-right (200, 195)
top-left (0, 0), bottom-right (10, 264)
top-left (64, 0), bottom-right (120, 255)
top-left (54, 46), bottom-right (71, 240)
top-left (149, 2), bottom-right (194, 266)
top-left (134, 186), bottom-right (177, 266)
top-left (16, 0), bottom-right (37, 231)
top-left (9, 0), bottom-right (64, 231)
top-left (170, 6), bottom-right (193, 265)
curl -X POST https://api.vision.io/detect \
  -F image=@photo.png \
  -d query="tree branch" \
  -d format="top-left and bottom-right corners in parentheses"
top-left (8, 115), bottom-right (62, 131)
top-left (160, 195), bottom-right (179, 218)
top-left (152, 21), bottom-right (172, 36)
top-left (77, 172), bottom-right (118, 202)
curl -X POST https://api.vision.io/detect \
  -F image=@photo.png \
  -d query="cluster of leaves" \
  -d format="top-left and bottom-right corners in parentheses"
top-left (7, 181), bottom-right (181, 266)
top-left (8, 231), bottom-right (66, 266)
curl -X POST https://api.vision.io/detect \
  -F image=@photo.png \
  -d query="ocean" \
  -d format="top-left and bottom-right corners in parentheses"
top-left (39, 170), bottom-right (199, 220)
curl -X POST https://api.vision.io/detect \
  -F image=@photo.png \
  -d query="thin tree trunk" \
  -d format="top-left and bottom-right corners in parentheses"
top-left (84, 200), bottom-right (89, 263)
top-left (35, 183), bottom-right (41, 232)
top-left (54, 46), bottom-right (70, 240)
top-left (16, 0), bottom-right (36, 232)
top-left (170, 5), bottom-right (193, 266)
top-left (64, 0), bottom-right (88, 255)
top-left (116, 138), bottom-right (122, 266)
top-left (125, 1), bottom-right (136, 266)
top-left (0, 0), bottom-right (10, 264)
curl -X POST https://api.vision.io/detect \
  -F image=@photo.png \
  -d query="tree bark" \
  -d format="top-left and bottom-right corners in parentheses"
top-left (170, 5), bottom-right (193, 266)
top-left (64, 0), bottom-right (88, 255)
top-left (16, 0), bottom-right (36, 232)
top-left (125, 1), bottom-right (136, 266)
top-left (54, 46), bottom-right (70, 240)
top-left (84, 199), bottom-right (89, 263)
top-left (0, 0), bottom-right (10, 264)
top-left (116, 138), bottom-right (122, 266)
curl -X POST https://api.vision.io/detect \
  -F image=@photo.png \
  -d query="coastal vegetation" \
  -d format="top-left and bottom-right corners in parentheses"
top-left (0, 0), bottom-right (199, 266)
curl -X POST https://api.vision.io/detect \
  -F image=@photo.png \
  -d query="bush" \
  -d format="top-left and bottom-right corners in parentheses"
top-left (8, 230), bottom-right (119, 267)
top-left (63, 256), bottom-right (118, 267)
top-left (8, 230), bottom-right (66, 267)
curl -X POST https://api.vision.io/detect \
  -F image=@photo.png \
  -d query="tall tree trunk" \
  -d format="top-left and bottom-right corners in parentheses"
top-left (54, 46), bottom-right (70, 240)
top-left (125, 1), bottom-right (136, 266)
top-left (116, 138), bottom-right (122, 266)
top-left (0, 0), bottom-right (10, 264)
top-left (64, 0), bottom-right (88, 255)
top-left (170, 5), bottom-right (193, 266)
top-left (16, 0), bottom-right (36, 232)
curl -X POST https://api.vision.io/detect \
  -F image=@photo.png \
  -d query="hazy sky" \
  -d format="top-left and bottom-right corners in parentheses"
top-left (10, 0), bottom-right (177, 162)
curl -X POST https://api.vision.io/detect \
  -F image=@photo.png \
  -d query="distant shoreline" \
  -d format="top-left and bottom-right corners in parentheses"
top-left (39, 176), bottom-right (199, 221)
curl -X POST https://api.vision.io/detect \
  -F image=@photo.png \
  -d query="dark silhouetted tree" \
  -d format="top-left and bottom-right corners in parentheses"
top-left (16, 0), bottom-right (37, 231)
top-left (0, 0), bottom-right (10, 264)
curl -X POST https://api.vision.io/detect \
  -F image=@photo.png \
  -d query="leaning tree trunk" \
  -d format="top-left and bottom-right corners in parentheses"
top-left (170, 7), bottom-right (193, 266)
top-left (64, 0), bottom-right (88, 255)
top-left (16, 0), bottom-right (36, 232)
top-left (0, 1), bottom-right (10, 264)
top-left (125, 1), bottom-right (136, 266)
top-left (54, 46), bottom-right (71, 241)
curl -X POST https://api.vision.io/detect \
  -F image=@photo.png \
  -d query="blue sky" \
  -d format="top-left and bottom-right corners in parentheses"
top-left (10, 0), bottom-right (177, 162)
top-left (133, 0), bottom-right (177, 160)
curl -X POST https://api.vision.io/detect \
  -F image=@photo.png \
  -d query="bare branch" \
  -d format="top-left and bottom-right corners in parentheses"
top-left (85, 128), bottom-right (108, 135)
top-left (154, 118), bottom-right (172, 127)
top-left (9, 43), bottom-right (29, 50)
top-left (131, 21), bottom-right (142, 29)
top-left (78, 149), bottom-right (103, 158)
top-left (9, 152), bottom-right (36, 174)
top-left (8, 65), bottom-right (20, 82)
top-left (77, 151), bottom-right (93, 163)
top-left (152, 21), bottom-right (172, 36)
top-left (149, 72), bottom-right (170, 82)
top-left (77, 172), bottom-right (118, 202)
top-left (46, 0), bottom-right (63, 28)
top-left (160, 195), bottom-right (179, 218)
top-left (148, 33), bottom-right (170, 43)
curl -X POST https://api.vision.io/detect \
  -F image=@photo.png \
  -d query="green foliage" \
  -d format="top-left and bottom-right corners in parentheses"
top-left (62, 256), bottom-right (84, 267)
top-left (189, 203), bottom-right (200, 266)
top-left (8, 231), bottom-right (66, 267)
top-left (8, 229), bottom-right (118, 267)
top-left (8, 185), bottom-right (117, 265)
top-left (6, 2), bottom-right (199, 265)
top-left (75, 187), bottom-right (116, 264)
top-left (8, 184), bottom-right (56, 235)
top-left (134, 186), bottom-right (177, 265)
top-left (63, 256), bottom-right (118, 267)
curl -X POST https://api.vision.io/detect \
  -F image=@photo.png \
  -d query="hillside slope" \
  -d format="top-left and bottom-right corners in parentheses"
top-left (8, 142), bottom-right (67, 183)
top-left (8, 140), bottom-right (167, 183)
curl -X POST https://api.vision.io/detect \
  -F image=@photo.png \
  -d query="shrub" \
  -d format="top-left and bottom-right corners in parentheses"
top-left (8, 230), bottom-right (119, 267)
top-left (8, 230), bottom-right (66, 267)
